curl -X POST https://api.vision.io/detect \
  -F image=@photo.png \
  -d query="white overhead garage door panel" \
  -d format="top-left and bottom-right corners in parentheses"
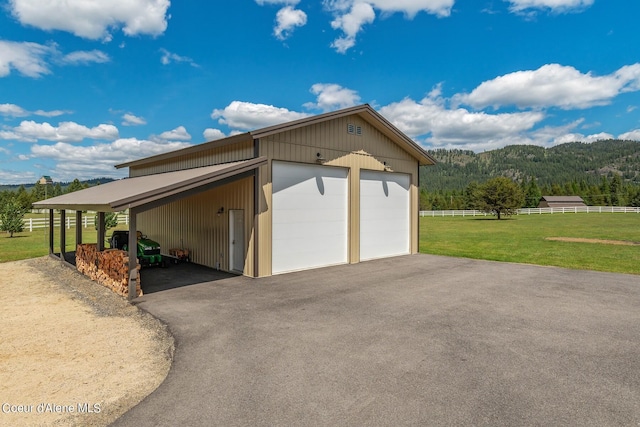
top-left (360, 170), bottom-right (410, 261)
top-left (272, 161), bottom-right (348, 274)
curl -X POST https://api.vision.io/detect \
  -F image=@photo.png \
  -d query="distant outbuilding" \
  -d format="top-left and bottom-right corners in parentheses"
top-left (538, 195), bottom-right (587, 208)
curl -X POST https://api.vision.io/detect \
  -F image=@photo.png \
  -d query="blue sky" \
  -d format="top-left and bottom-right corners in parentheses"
top-left (1, 0), bottom-right (639, 184)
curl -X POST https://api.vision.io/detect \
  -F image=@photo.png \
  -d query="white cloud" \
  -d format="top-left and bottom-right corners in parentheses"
top-left (506, 0), bottom-right (594, 14)
top-left (0, 103), bottom-right (29, 117)
top-left (325, 0), bottom-right (454, 53)
top-left (159, 49), bottom-right (199, 67)
top-left (379, 96), bottom-right (545, 148)
top-left (0, 40), bottom-right (110, 78)
top-left (211, 101), bottom-right (310, 130)
top-left (122, 113), bottom-right (147, 126)
top-left (203, 128), bottom-right (226, 141)
top-left (305, 83), bottom-right (361, 111)
top-left (329, 2), bottom-right (376, 53)
top-left (256, 0), bottom-right (300, 4)
top-left (618, 130), bottom-right (640, 141)
top-left (33, 109), bottom-right (68, 117)
top-left (0, 120), bottom-right (119, 143)
top-left (0, 169), bottom-right (36, 185)
top-left (274, 6), bottom-right (308, 40)
top-left (551, 131), bottom-right (614, 145)
top-left (0, 103), bottom-right (69, 117)
top-left (255, 1), bottom-right (307, 40)
top-left (30, 138), bottom-right (191, 181)
top-left (8, 0), bottom-right (170, 40)
top-left (155, 126), bottom-right (192, 141)
top-left (61, 50), bottom-right (110, 65)
top-left (0, 41), bottom-right (52, 78)
top-left (457, 63), bottom-right (640, 110)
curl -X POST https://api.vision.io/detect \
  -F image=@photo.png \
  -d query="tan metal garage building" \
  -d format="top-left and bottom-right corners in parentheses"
top-left (35, 104), bottom-right (435, 295)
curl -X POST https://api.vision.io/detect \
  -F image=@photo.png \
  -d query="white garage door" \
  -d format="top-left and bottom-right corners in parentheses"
top-left (360, 170), bottom-right (410, 261)
top-left (272, 161), bottom-right (348, 274)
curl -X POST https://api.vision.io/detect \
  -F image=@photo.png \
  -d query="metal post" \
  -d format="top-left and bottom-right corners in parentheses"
top-left (60, 210), bottom-right (66, 262)
top-left (75, 211), bottom-right (82, 248)
top-left (48, 209), bottom-right (54, 254)
top-left (128, 208), bottom-right (138, 300)
top-left (97, 212), bottom-right (105, 251)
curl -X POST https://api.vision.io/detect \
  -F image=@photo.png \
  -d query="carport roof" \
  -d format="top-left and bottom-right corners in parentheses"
top-left (33, 157), bottom-right (266, 212)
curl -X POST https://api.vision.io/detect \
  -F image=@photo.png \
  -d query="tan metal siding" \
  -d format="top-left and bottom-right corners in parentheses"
top-left (256, 113), bottom-right (420, 276)
top-left (137, 176), bottom-right (255, 276)
top-left (130, 140), bottom-right (254, 177)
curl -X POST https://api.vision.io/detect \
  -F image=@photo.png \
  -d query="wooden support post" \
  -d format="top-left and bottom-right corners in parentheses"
top-left (97, 212), bottom-right (105, 251)
top-left (75, 210), bottom-right (82, 248)
top-left (127, 208), bottom-right (138, 300)
top-left (60, 210), bottom-right (66, 262)
top-left (48, 209), bottom-right (54, 254)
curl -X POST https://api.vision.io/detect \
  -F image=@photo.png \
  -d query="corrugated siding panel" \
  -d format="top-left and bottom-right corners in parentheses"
top-left (257, 113), bottom-right (420, 274)
top-left (137, 176), bottom-right (255, 276)
top-left (130, 141), bottom-right (254, 177)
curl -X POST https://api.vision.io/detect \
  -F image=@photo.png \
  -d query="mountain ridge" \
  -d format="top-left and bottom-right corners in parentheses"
top-left (420, 139), bottom-right (640, 192)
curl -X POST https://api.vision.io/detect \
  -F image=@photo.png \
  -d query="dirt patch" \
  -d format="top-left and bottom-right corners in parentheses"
top-left (0, 257), bottom-right (173, 427)
top-left (545, 237), bottom-right (640, 246)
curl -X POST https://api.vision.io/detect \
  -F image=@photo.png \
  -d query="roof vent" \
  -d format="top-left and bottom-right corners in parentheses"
top-left (356, 126), bottom-right (362, 136)
top-left (347, 123), bottom-right (355, 134)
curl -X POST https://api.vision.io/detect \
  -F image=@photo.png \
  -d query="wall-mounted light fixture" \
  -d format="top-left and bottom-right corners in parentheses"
top-left (316, 152), bottom-right (326, 163)
top-left (217, 207), bottom-right (225, 217)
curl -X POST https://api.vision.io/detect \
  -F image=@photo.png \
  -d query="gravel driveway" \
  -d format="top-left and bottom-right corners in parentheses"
top-left (0, 257), bottom-right (173, 427)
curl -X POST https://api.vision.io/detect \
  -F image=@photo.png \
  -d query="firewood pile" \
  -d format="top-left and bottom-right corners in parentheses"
top-left (76, 244), bottom-right (142, 298)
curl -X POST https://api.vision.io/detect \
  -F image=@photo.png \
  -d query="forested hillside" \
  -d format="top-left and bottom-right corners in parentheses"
top-left (419, 139), bottom-right (640, 209)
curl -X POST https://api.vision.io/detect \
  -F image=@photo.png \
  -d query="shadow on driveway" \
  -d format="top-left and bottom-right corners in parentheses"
top-left (141, 262), bottom-right (236, 294)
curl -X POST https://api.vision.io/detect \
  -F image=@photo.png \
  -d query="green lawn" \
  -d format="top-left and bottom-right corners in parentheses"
top-left (3, 213), bottom-right (639, 275)
top-left (0, 221), bottom-right (128, 263)
top-left (420, 213), bottom-right (640, 275)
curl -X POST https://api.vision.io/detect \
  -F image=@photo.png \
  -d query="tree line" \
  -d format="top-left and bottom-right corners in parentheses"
top-left (0, 178), bottom-right (92, 237)
top-left (420, 173), bottom-right (640, 210)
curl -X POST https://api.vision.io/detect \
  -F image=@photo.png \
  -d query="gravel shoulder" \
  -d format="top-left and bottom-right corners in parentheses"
top-left (0, 256), bottom-right (174, 427)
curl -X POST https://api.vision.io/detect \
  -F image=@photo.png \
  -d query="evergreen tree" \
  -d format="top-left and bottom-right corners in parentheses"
top-left (0, 196), bottom-right (27, 237)
top-left (66, 178), bottom-right (85, 194)
top-left (525, 178), bottom-right (542, 208)
top-left (610, 173), bottom-right (623, 206)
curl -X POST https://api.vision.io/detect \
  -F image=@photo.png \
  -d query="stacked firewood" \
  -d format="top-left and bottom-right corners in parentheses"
top-left (76, 244), bottom-right (142, 298)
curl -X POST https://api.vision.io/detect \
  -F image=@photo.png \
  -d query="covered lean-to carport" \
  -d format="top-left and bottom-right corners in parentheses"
top-left (33, 158), bottom-right (266, 299)
top-left (35, 104), bottom-right (435, 299)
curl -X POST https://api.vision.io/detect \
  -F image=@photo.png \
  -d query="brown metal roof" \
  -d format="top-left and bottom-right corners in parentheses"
top-left (115, 104), bottom-right (436, 170)
top-left (33, 157), bottom-right (266, 212)
top-left (540, 196), bottom-right (585, 202)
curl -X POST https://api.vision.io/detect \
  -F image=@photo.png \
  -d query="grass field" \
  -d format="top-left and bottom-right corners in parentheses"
top-left (0, 222), bottom-right (128, 263)
top-left (420, 213), bottom-right (640, 275)
top-left (2, 213), bottom-right (639, 275)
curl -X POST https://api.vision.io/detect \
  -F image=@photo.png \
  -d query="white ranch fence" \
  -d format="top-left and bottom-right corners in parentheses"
top-left (420, 206), bottom-right (640, 217)
top-left (22, 213), bottom-right (129, 232)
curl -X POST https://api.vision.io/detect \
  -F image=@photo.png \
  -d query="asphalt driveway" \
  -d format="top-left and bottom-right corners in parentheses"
top-left (113, 254), bottom-right (640, 426)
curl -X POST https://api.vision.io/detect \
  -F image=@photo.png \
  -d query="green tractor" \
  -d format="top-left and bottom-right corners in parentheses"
top-left (110, 230), bottom-right (166, 268)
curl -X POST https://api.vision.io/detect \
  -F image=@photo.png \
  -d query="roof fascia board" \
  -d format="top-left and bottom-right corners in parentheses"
top-left (33, 203), bottom-right (115, 212)
top-left (34, 157), bottom-right (266, 212)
